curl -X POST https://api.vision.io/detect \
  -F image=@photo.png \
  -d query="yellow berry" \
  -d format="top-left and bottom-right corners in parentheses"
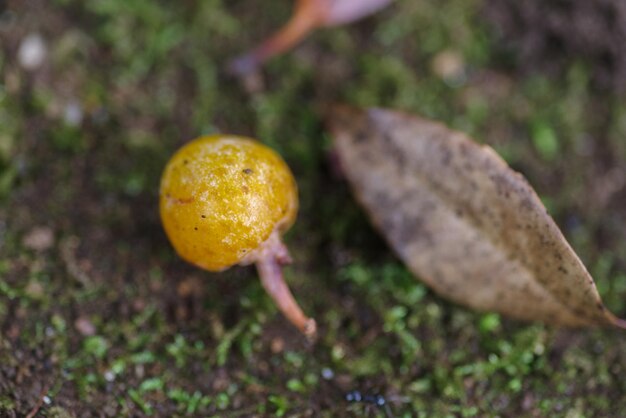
top-left (159, 135), bottom-right (298, 272)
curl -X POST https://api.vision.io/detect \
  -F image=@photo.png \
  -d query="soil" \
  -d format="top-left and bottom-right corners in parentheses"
top-left (485, 0), bottom-right (626, 93)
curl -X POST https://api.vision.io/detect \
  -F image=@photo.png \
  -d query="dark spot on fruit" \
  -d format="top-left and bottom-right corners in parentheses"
top-left (243, 168), bottom-right (253, 175)
top-left (167, 195), bottom-right (194, 205)
top-left (201, 215), bottom-right (206, 218)
top-left (194, 227), bottom-right (198, 231)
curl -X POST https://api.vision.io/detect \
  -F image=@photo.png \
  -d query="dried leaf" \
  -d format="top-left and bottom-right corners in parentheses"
top-left (328, 106), bottom-right (626, 328)
top-left (228, 0), bottom-right (393, 76)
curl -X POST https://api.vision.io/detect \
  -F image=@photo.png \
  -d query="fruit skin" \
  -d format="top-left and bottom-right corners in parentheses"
top-left (160, 135), bottom-right (298, 272)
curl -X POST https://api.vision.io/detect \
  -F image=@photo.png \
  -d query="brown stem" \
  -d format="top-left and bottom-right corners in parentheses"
top-left (26, 385), bottom-right (48, 418)
top-left (256, 253), bottom-right (317, 340)
top-left (228, 0), bottom-right (325, 76)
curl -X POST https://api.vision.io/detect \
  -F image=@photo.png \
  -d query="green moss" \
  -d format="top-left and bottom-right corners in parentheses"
top-left (0, 396), bottom-right (15, 411)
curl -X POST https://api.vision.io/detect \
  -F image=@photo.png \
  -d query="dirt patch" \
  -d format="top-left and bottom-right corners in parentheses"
top-left (484, 0), bottom-right (626, 93)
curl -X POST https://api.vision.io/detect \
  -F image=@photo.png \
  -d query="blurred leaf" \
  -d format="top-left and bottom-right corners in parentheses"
top-left (228, 0), bottom-right (393, 75)
top-left (328, 105), bottom-right (625, 328)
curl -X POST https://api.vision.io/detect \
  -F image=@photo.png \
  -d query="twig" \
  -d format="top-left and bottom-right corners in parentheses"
top-left (25, 385), bottom-right (48, 418)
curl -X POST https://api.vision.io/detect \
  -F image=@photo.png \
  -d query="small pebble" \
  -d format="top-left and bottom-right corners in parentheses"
top-left (22, 226), bottom-right (54, 251)
top-left (522, 393), bottom-right (534, 411)
top-left (135, 364), bottom-right (144, 379)
top-left (321, 367), bottom-right (334, 380)
top-left (270, 337), bottom-right (285, 354)
top-left (177, 276), bottom-right (201, 297)
top-left (25, 281), bottom-right (44, 299)
top-left (64, 100), bottom-right (83, 126)
top-left (75, 317), bottom-right (96, 336)
top-left (18, 33), bottom-right (47, 70)
top-left (431, 50), bottom-right (465, 84)
top-left (132, 298), bottom-right (146, 312)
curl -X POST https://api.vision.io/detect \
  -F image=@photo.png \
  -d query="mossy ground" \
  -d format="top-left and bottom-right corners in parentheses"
top-left (2, 0), bottom-right (626, 416)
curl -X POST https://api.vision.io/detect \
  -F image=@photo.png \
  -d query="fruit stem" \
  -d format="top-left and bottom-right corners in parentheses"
top-left (254, 239), bottom-right (317, 340)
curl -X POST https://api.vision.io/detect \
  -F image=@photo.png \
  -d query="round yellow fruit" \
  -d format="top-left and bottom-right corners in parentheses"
top-left (159, 135), bottom-right (298, 271)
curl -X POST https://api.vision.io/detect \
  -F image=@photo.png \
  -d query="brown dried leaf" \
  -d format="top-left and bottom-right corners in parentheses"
top-left (328, 106), bottom-right (625, 328)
